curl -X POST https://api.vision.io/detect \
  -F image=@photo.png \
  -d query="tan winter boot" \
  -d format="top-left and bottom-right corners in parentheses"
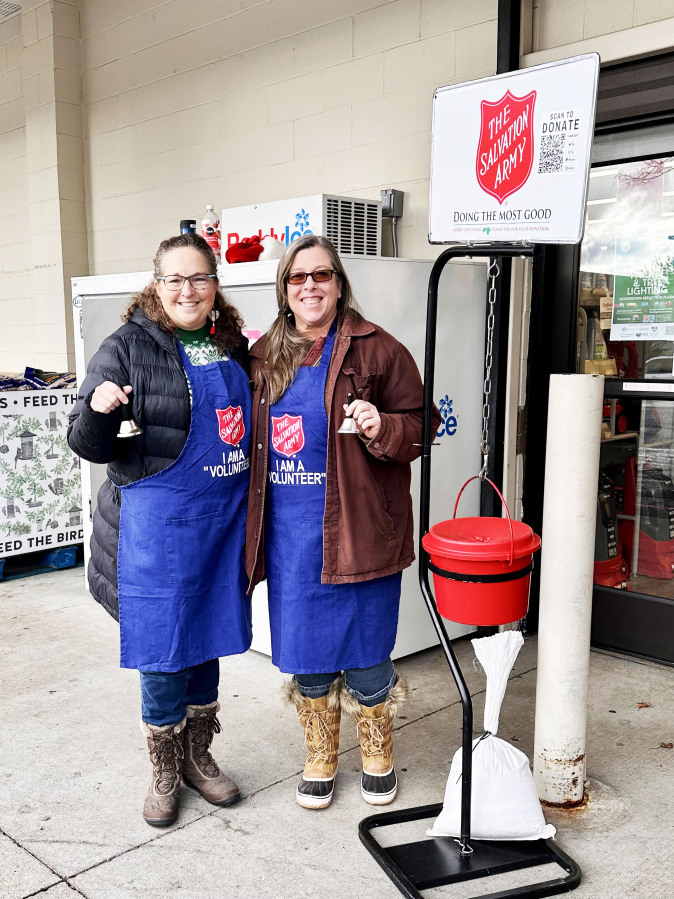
top-left (141, 719), bottom-right (185, 827)
top-left (342, 677), bottom-right (408, 805)
top-left (283, 678), bottom-right (341, 809)
top-left (182, 702), bottom-right (241, 807)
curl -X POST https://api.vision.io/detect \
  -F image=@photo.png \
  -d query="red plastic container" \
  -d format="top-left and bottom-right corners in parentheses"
top-left (593, 553), bottom-right (628, 589)
top-left (422, 477), bottom-right (541, 626)
top-left (637, 531), bottom-right (674, 579)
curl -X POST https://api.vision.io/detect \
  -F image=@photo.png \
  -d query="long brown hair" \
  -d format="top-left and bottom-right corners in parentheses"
top-left (123, 233), bottom-right (244, 356)
top-left (260, 235), bottom-right (361, 403)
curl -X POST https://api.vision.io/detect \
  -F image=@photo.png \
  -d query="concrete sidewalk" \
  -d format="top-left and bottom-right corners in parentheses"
top-left (0, 566), bottom-right (672, 899)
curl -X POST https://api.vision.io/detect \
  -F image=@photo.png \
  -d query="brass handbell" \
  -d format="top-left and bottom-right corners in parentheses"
top-left (117, 398), bottom-right (142, 438)
top-left (338, 392), bottom-right (359, 435)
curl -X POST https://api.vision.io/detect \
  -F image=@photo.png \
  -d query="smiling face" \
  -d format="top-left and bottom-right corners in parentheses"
top-left (154, 246), bottom-right (217, 331)
top-left (286, 246), bottom-right (341, 338)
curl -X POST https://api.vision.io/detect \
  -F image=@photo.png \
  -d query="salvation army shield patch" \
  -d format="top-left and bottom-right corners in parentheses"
top-left (476, 89), bottom-right (536, 205)
top-left (216, 406), bottom-right (245, 446)
top-left (271, 414), bottom-right (305, 457)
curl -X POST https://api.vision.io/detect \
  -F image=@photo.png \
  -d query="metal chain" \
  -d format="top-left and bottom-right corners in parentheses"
top-left (479, 261), bottom-right (500, 480)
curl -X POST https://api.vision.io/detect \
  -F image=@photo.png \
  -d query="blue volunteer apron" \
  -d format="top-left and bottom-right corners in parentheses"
top-left (117, 343), bottom-right (252, 672)
top-left (265, 321), bottom-right (401, 674)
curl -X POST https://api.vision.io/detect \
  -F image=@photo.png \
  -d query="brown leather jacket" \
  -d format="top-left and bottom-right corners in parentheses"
top-left (245, 312), bottom-right (440, 593)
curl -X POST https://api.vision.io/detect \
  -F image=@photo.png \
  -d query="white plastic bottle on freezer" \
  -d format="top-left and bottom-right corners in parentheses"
top-left (201, 205), bottom-right (221, 261)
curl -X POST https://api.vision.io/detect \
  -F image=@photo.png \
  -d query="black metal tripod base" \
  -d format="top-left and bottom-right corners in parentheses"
top-left (359, 803), bottom-right (581, 898)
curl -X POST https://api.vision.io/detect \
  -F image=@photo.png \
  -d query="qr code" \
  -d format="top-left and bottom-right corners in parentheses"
top-left (665, 325), bottom-right (674, 336)
top-left (538, 133), bottom-right (565, 174)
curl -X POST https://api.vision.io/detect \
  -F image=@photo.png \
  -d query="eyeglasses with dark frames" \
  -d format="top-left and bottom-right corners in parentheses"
top-left (157, 274), bottom-right (217, 291)
top-left (286, 269), bottom-right (339, 285)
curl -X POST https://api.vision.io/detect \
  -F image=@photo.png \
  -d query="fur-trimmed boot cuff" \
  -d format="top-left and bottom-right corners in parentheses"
top-left (141, 718), bottom-right (186, 737)
top-left (185, 700), bottom-right (220, 718)
top-left (340, 674), bottom-right (408, 718)
top-left (282, 675), bottom-right (343, 710)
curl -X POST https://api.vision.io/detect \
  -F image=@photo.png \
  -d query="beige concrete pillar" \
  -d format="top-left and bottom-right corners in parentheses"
top-left (22, 0), bottom-right (87, 372)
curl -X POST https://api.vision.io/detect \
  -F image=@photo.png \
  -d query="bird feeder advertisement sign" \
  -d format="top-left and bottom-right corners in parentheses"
top-left (0, 389), bottom-right (83, 557)
top-left (429, 54), bottom-right (599, 245)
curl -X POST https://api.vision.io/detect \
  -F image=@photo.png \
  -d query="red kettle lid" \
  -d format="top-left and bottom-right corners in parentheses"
top-left (422, 516), bottom-right (540, 562)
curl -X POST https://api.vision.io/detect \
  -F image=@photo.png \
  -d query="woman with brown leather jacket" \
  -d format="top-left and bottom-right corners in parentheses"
top-left (246, 234), bottom-right (439, 811)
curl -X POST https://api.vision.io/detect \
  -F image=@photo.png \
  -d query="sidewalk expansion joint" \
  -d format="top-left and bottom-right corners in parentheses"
top-left (2, 825), bottom-right (89, 899)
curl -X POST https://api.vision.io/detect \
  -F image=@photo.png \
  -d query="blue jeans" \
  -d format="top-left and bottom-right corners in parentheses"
top-left (139, 658), bottom-right (219, 726)
top-left (294, 658), bottom-right (395, 707)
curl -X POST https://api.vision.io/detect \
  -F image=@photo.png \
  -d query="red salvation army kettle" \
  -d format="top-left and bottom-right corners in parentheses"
top-left (422, 476), bottom-right (541, 626)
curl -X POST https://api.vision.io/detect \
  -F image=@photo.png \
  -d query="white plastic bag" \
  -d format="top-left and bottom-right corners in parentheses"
top-left (428, 631), bottom-right (555, 841)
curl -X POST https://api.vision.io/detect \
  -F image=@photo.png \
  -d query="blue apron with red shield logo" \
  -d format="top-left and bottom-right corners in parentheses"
top-left (117, 343), bottom-right (252, 672)
top-left (265, 323), bottom-right (401, 674)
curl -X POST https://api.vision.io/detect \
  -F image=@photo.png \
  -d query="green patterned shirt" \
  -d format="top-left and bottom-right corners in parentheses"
top-left (175, 324), bottom-right (227, 403)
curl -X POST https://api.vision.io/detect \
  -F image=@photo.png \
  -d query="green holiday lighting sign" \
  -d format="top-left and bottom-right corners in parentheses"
top-left (611, 274), bottom-right (674, 342)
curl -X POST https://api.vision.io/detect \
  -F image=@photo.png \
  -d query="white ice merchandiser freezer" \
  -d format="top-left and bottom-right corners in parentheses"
top-left (71, 256), bottom-right (487, 658)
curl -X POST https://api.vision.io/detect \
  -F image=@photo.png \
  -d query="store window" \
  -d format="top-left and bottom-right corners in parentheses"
top-left (578, 156), bottom-right (674, 602)
top-left (579, 157), bottom-right (674, 379)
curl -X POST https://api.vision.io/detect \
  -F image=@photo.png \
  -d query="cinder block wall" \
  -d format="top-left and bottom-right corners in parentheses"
top-left (0, 14), bottom-right (31, 371)
top-left (1, 0), bottom-right (501, 372)
top-left (1, 0), bottom-right (87, 374)
top-left (532, 0), bottom-right (673, 49)
top-left (3, 0), bottom-right (674, 372)
top-left (81, 0), bottom-right (498, 275)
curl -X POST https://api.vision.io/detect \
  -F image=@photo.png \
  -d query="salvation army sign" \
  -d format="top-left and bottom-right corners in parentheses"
top-left (477, 90), bottom-right (536, 204)
top-left (430, 54), bottom-right (599, 245)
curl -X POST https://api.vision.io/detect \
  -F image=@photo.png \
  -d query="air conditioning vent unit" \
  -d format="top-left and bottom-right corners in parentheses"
top-left (222, 194), bottom-right (381, 256)
top-left (0, 1), bottom-right (20, 23)
top-left (325, 196), bottom-right (380, 256)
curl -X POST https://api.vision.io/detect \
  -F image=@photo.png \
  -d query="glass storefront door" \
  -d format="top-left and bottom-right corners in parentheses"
top-left (577, 156), bottom-right (674, 662)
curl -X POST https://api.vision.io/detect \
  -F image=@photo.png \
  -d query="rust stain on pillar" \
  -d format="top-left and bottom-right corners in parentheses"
top-left (539, 753), bottom-right (586, 808)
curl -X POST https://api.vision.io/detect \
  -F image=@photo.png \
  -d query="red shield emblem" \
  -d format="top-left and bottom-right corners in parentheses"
top-left (216, 406), bottom-right (244, 446)
top-left (476, 89), bottom-right (536, 204)
top-left (271, 414), bottom-right (304, 457)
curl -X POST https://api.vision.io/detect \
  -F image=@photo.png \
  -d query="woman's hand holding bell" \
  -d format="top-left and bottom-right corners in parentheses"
top-left (344, 399), bottom-right (381, 439)
top-left (91, 381), bottom-right (132, 414)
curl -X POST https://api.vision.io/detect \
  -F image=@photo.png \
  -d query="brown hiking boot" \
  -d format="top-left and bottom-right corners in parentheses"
top-left (182, 702), bottom-right (240, 807)
top-left (141, 719), bottom-right (185, 827)
top-left (283, 678), bottom-right (341, 809)
top-left (342, 677), bottom-right (408, 806)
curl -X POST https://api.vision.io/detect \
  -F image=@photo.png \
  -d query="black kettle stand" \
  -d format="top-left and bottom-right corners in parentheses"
top-left (358, 245), bottom-right (581, 898)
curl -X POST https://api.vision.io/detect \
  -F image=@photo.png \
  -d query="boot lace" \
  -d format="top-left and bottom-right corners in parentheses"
top-left (188, 713), bottom-right (222, 777)
top-left (298, 707), bottom-right (334, 765)
top-left (149, 732), bottom-right (183, 796)
top-left (357, 715), bottom-right (386, 760)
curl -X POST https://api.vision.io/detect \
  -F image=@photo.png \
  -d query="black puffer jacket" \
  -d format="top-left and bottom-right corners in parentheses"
top-left (67, 309), bottom-right (250, 621)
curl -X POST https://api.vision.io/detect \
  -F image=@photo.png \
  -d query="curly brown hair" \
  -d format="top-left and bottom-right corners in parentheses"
top-left (123, 233), bottom-right (244, 356)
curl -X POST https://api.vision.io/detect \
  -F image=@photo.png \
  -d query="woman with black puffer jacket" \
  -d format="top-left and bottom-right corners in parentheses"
top-left (68, 233), bottom-right (251, 829)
